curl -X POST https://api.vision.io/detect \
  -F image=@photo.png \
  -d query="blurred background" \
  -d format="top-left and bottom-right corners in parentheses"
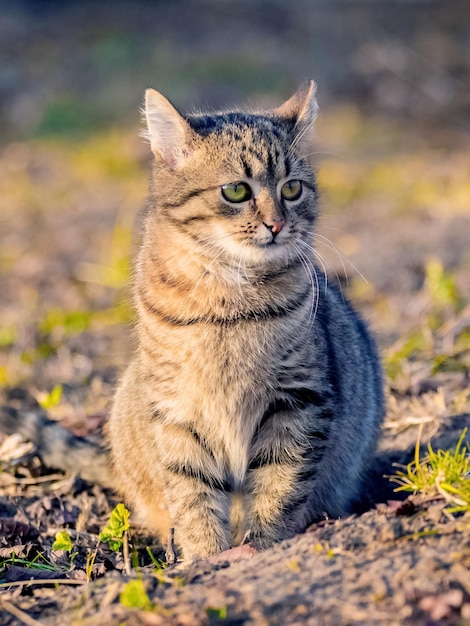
top-left (0, 0), bottom-right (469, 426)
top-left (2, 0), bottom-right (470, 137)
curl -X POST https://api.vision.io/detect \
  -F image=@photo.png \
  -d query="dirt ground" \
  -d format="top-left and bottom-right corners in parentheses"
top-left (0, 2), bottom-right (469, 625)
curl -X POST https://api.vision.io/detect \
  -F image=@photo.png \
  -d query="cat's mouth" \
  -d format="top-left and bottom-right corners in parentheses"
top-left (257, 234), bottom-right (290, 248)
top-left (250, 238), bottom-right (281, 249)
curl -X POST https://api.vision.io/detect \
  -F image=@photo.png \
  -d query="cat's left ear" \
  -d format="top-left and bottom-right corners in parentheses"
top-left (273, 81), bottom-right (318, 154)
top-left (144, 89), bottom-right (196, 169)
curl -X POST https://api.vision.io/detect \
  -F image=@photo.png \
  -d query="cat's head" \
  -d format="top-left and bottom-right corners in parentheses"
top-left (144, 83), bottom-right (319, 269)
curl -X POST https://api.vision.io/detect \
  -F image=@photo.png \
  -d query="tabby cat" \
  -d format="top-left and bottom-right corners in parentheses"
top-left (105, 81), bottom-right (384, 560)
top-left (0, 82), bottom-right (383, 560)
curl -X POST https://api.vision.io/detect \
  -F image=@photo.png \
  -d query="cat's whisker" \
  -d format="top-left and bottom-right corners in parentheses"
top-left (288, 118), bottom-right (316, 157)
top-left (283, 246), bottom-right (289, 272)
top-left (295, 237), bottom-right (348, 302)
top-left (295, 238), bottom-right (328, 297)
top-left (319, 224), bottom-right (353, 236)
top-left (235, 253), bottom-right (245, 301)
top-left (313, 233), bottom-right (369, 285)
top-left (241, 254), bottom-right (248, 286)
top-left (311, 245), bottom-right (346, 301)
top-left (299, 150), bottom-right (340, 159)
top-left (202, 232), bottom-right (239, 250)
top-left (186, 245), bottom-right (228, 300)
top-left (309, 259), bottom-right (321, 327)
top-left (292, 241), bottom-right (318, 328)
top-left (313, 235), bottom-right (349, 288)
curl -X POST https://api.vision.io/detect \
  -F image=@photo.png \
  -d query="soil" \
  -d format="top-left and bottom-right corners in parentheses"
top-left (1, 404), bottom-right (469, 625)
top-left (0, 2), bottom-right (469, 625)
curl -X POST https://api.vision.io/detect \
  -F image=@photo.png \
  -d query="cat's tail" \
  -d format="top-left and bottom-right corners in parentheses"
top-left (0, 406), bottom-right (113, 487)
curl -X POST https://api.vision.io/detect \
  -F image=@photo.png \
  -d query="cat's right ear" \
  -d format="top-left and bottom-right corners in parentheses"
top-left (273, 81), bottom-right (318, 157)
top-left (274, 80), bottom-right (318, 129)
top-left (144, 89), bottom-right (195, 169)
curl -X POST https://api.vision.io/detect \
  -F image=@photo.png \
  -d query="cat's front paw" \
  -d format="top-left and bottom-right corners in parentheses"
top-left (178, 535), bottom-right (232, 562)
top-left (205, 543), bottom-right (259, 564)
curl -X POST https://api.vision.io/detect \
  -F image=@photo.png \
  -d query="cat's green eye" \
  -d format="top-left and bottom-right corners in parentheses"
top-left (281, 180), bottom-right (303, 201)
top-left (221, 182), bottom-right (252, 203)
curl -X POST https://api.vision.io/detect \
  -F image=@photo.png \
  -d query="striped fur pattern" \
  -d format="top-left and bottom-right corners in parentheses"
top-left (107, 82), bottom-right (384, 560)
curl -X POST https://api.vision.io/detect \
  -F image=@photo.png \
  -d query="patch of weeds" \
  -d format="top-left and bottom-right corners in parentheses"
top-left (120, 578), bottom-right (153, 610)
top-left (97, 503), bottom-right (132, 575)
top-left (71, 130), bottom-right (144, 180)
top-left (288, 558), bottom-right (300, 573)
top-left (425, 258), bottom-right (463, 322)
top-left (397, 529), bottom-right (442, 542)
top-left (0, 326), bottom-right (17, 348)
top-left (99, 503), bottom-right (130, 551)
top-left (40, 309), bottom-right (93, 336)
top-left (35, 94), bottom-right (104, 138)
top-left (385, 329), bottom-right (431, 380)
top-left (85, 549), bottom-right (97, 582)
top-left (58, 504), bottom-right (133, 582)
top-left (432, 352), bottom-right (469, 375)
top-left (52, 530), bottom-right (73, 552)
top-left (145, 546), bottom-right (163, 569)
top-left (145, 547), bottom-right (166, 581)
top-left (318, 137), bottom-right (470, 216)
top-left (206, 606), bottom-right (227, 620)
top-left (76, 208), bottom-right (133, 290)
top-left (391, 428), bottom-right (470, 514)
top-left (385, 259), bottom-right (468, 382)
top-left (31, 302), bottom-right (132, 372)
top-left (1, 553), bottom-right (58, 573)
top-left (37, 384), bottom-right (63, 410)
top-left (145, 547), bottom-right (184, 586)
top-left (40, 305), bottom-right (132, 342)
top-left (0, 366), bottom-right (8, 386)
top-left (51, 530), bottom-right (79, 568)
top-left (312, 543), bottom-right (339, 559)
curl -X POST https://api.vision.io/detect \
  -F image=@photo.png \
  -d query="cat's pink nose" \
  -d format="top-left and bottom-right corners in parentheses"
top-left (264, 219), bottom-right (286, 235)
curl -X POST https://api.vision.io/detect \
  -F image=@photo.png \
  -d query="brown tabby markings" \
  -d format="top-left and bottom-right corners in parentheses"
top-left (106, 82), bottom-right (384, 560)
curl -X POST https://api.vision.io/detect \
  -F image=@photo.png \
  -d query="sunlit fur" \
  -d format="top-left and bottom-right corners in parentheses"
top-left (107, 83), bottom-right (384, 560)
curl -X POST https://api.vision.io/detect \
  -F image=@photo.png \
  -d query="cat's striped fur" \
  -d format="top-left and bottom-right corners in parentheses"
top-left (106, 82), bottom-right (384, 560)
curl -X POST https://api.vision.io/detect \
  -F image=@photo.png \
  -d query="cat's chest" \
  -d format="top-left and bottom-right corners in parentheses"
top-left (164, 324), bottom-right (279, 479)
top-left (177, 324), bottom-right (273, 410)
